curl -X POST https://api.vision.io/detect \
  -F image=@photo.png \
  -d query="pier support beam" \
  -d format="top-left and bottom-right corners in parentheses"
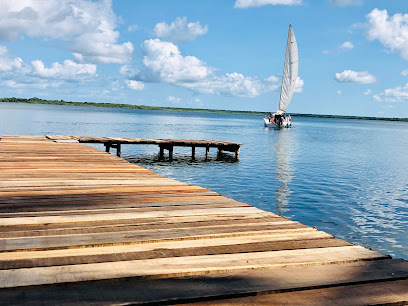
top-left (205, 146), bottom-right (209, 160)
top-left (192, 146), bottom-right (196, 160)
top-left (104, 143), bottom-right (121, 157)
top-left (158, 144), bottom-right (173, 161)
top-left (159, 145), bottom-right (164, 160)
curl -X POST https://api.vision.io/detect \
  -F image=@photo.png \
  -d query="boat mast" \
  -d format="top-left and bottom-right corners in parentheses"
top-left (277, 23), bottom-right (292, 115)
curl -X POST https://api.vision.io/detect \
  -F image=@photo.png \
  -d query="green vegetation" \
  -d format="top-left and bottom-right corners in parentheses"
top-left (1, 97), bottom-right (407, 121)
top-left (0, 97), bottom-right (265, 115)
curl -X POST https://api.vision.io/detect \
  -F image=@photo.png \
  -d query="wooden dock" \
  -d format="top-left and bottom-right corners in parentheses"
top-left (0, 135), bottom-right (407, 305)
top-left (45, 135), bottom-right (242, 160)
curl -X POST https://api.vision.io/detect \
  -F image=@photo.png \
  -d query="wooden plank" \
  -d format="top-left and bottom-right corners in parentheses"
top-left (181, 279), bottom-right (408, 306)
top-left (0, 215), bottom-right (285, 237)
top-left (0, 232), bottom-right (334, 263)
top-left (0, 202), bottom-right (251, 219)
top-left (0, 206), bottom-right (270, 226)
top-left (0, 246), bottom-right (387, 288)
top-left (0, 261), bottom-right (406, 305)
top-left (0, 238), bottom-right (350, 269)
top-left (0, 214), bottom-right (281, 233)
top-left (4, 259), bottom-right (408, 305)
top-left (0, 185), bottom-right (210, 198)
top-left (0, 222), bottom-right (311, 251)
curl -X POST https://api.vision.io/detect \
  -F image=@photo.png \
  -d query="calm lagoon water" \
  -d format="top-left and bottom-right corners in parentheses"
top-left (1, 102), bottom-right (408, 259)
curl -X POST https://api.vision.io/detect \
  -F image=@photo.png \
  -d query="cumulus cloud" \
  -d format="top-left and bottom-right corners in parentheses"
top-left (337, 90), bottom-right (342, 95)
top-left (364, 89), bottom-right (372, 95)
top-left (0, 46), bottom-right (23, 71)
top-left (335, 70), bottom-right (376, 84)
top-left (373, 83), bottom-right (408, 103)
top-left (139, 39), bottom-right (212, 83)
top-left (340, 41), bottom-right (354, 50)
top-left (322, 41), bottom-right (354, 56)
top-left (154, 17), bottom-right (208, 42)
top-left (365, 9), bottom-right (408, 60)
top-left (125, 80), bottom-right (144, 90)
top-left (2, 79), bottom-right (60, 89)
top-left (134, 39), bottom-right (303, 98)
top-left (294, 77), bottom-right (304, 93)
top-left (401, 70), bottom-right (408, 76)
top-left (119, 65), bottom-right (139, 78)
top-left (0, 0), bottom-right (133, 64)
top-left (31, 59), bottom-right (96, 80)
top-left (168, 96), bottom-right (181, 103)
top-left (234, 0), bottom-right (302, 8)
top-left (327, 0), bottom-right (363, 7)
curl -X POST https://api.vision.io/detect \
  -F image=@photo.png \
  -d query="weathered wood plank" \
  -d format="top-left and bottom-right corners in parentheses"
top-left (0, 238), bottom-right (350, 269)
top-left (0, 222), bottom-right (310, 251)
top-left (0, 206), bottom-right (270, 227)
top-left (0, 232), bottom-right (334, 262)
top-left (0, 246), bottom-right (387, 288)
top-left (0, 260), bottom-right (407, 305)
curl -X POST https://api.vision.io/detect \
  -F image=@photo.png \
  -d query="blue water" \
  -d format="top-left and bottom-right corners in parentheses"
top-left (1, 102), bottom-right (408, 259)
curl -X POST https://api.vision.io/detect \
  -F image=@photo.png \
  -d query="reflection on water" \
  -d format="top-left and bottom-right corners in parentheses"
top-left (274, 129), bottom-right (294, 215)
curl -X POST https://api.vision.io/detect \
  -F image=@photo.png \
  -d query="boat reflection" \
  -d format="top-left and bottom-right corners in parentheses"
top-left (274, 129), bottom-right (294, 215)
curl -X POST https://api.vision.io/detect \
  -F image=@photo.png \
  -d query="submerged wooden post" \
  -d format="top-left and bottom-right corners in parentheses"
top-left (116, 144), bottom-right (121, 157)
top-left (205, 146), bottom-right (209, 160)
top-left (168, 145), bottom-right (173, 161)
top-left (217, 147), bottom-right (223, 159)
top-left (159, 145), bottom-right (164, 160)
top-left (192, 146), bottom-right (196, 160)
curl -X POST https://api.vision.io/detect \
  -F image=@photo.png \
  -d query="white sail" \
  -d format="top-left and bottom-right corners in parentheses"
top-left (277, 24), bottom-right (298, 114)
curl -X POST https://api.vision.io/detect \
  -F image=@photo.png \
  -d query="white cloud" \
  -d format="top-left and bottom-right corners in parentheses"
top-left (373, 83), bottom-right (408, 103)
top-left (2, 79), bottom-right (60, 89)
top-left (31, 59), bottom-right (96, 80)
top-left (128, 24), bottom-right (138, 32)
top-left (264, 75), bottom-right (279, 83)
top-left (135, 39), bottom-right (302, 98)
top-left (119, 65), bottom-right (139, 77)
top-left (0, 46), bottom-right (23, 71)
top-left (365, 9), bottom-right (408, 60)
top-left (153, 17), bottom-right (208, 43)
top-left (340, 41), bottom-right (354, 50)
top-left (139, 39), bottom-right (212, 83)
top-left (167, 96), bottom-right (181, 103)
top-left (335, 70), bottom-right (376, 84)
top-left (364, 89), bottom-right (372, 95)
top-left (337, 90), bottom-right (342, 95)
top-left (234, 0), bottom-right (302, 8)
top-left (138, 39), bottom-right (305, 97)
top-left (0, 0), bottom-right (133, 64)
top-left (126, 80), bottom-right (144, 90)
top-left (327, 0), bottom-right (363, 7)
top-left (294, 77), bottom-right (304, 93)
top-left (401, 70), bottom-right (408, 76)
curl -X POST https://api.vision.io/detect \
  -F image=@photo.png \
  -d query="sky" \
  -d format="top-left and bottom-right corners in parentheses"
top-left (1, 0), bottom-right (408, 117)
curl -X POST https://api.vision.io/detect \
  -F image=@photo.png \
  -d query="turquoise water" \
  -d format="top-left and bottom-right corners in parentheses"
top-left (1, 102), bottom-right (408, 259)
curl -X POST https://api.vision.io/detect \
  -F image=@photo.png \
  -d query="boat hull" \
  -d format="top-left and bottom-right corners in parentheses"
top-left (263, 118), bottom-right (291, 128)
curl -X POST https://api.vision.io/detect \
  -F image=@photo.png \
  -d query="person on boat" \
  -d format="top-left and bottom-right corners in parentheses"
top-left (268, 113), bottom-right (274, 122)
top-left (274, 114), bottom-right (282, 127)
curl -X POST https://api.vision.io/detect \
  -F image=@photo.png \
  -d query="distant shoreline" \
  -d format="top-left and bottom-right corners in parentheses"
top-left (1, 97), bottom-right (407, 122)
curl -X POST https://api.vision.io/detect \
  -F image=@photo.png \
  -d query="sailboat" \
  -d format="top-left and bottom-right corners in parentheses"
top-left (264, 23), bottom-right (298, 128)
